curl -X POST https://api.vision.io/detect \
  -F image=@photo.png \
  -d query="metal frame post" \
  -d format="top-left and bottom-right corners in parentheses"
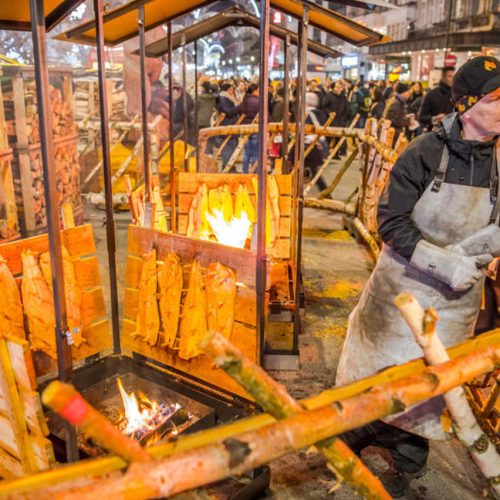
top-left (94, 0), bottom-right (121, 355)
top-left (29, 0), bottom-right (78, 461)
top-left (138, 5), bottom-right (151, 200)
top-left (182, 34), bottom-right (189, 171)
top-left (282, 33), bottom-right (291, 171)
top-left (194, 40), bottom-right (199, 171)
top-left (293, 23), bottom-right (302, 168)
top-left (257, 0), bottom-right (270, 366)
top-left (167, 21), bottom-right (176, 233)
top-left (292, 5), bottom-right (309, 354)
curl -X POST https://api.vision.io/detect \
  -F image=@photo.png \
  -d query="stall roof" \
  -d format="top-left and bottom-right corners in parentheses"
top-left (56, 0), bottom-right (387, 47)
top-left (325, 0), bottom-right (397, 9)
top-left (133, 7), bottom-right (342, 59)
top-left (0, 0), bottom-right (85, 32)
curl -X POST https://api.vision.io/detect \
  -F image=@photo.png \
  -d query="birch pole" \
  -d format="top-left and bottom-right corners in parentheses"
top-left (26, 345), bottom-right (500, 500)
top-left (201, 331), bottom-right (390, 500)
top-left (395, 293), bottom-right (500, 498)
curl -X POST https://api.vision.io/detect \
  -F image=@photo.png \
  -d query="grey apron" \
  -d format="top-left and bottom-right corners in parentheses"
top-left (336, 116), bottom-right (498, 440)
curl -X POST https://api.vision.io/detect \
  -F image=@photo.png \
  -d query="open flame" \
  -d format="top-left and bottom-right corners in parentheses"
top-left (116, 378), bottom-right (181, 442)
top-left (205, 209), bottom-right (252, 249)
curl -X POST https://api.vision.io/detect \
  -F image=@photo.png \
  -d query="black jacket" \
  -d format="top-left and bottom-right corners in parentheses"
top-left (383, 94), bottom-right (410, 133)
top-left (238, 94), bottom-right (259, 124)
top-left (215, 91), bottom-right (239, 125)
top-left (418, 81), bottom-right (454, 129)
top-left (408, 92), bottom-right (423, 116)
top-left (378, 114), bottom-right (497, 261)
top-left (323, 92), bottom-right (349, 126)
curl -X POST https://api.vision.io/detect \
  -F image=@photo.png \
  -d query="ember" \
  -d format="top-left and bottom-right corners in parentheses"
top-left (116, 378), bottom-right (185, 445)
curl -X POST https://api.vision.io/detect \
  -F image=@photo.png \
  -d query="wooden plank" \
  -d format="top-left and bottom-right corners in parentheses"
top-left (30, 436), bottom-right (55, 472)
top-left (269, 238), bottom-right (291, 260)
top-left (81, 288), bottom-right (107, 326)
top-left (0, 224), bottom-right (96, 276)
top-left (127, 226), bottom-right (257, 288)
top-left (72, 255), bottom-right (102, 291)
top-left (12, 75), bottom-right (36, 233)
top-left (178, 173), bottom-right (292, 195)
top-left (6, 337), bottom-right (36, 392)
top-left (122, 319), bottom-right (255, 400)
top-left (0, 414), bottom-right (21, 460)
top-left (61, 225), bottom-right (96, 257)
top-left (0, 447), bottom-right (24, 478)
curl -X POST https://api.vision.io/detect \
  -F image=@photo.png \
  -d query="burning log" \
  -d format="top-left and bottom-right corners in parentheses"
top-left (395, 293), bottom-right (500, 497)
top-left (201, 331), bottom-right (389, 499)
top-left (33, 343), bottom-right (500, 499)
top-left (42, 381), bottom-right (151, 463)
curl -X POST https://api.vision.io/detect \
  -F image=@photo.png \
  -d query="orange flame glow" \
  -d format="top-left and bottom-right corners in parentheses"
top-left (206, 209), bottom-right (252, 249)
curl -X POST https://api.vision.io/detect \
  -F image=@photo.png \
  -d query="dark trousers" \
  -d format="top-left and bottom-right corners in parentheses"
top-left (341, 420), bottom-right (429, 473)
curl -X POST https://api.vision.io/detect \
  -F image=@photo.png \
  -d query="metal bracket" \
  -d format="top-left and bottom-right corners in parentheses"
top-left (64, 327), bottom-right (80, 346)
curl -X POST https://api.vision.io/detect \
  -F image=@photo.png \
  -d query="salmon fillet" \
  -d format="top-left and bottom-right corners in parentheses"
top-left (178, 258), bottom-right (207, 360)
top-left (206, 262), bottom-right (236, 340)
top-left (158, 252), bottom-right (183, 349)
top-left (39, 246), bottom-right (85, 348)
top-left (135, 249), bottom-right (160, 346)
top-left (0, 257), bottom-right (24, 339)
top-left (21, 250), bottom-right (57, 357)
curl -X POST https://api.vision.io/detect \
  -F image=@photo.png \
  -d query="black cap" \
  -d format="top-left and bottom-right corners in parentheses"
top-left (452, 56), bottom-right (500, 102)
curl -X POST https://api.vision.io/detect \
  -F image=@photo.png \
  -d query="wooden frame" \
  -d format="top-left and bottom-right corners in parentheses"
top-left (122, 225), bottom-right (258, 399)
top-left (0, 224), bottom-right (111, 375)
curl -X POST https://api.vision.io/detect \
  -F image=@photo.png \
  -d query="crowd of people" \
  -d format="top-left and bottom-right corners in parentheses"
top-left (149, 67), bottom-right (457, 178)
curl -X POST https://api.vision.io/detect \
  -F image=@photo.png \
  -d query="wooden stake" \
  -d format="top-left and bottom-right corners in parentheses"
top-left (304, 197), bottom-right (356, 216)
top-left (201, 331), bottom-right (390, 500)
top-left (42, 381), bottom-right (151, 464)
top-left (395, 293), bottom-right (500, 497)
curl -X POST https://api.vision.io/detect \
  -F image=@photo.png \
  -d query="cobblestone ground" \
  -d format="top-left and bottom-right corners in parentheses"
top-left (89, 156), bottom-right (487, 500)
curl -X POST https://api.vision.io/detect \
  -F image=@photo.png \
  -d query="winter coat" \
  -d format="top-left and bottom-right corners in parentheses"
top-left (271, 96), bottom-right (285, 122)
top-left (215, 91), bottom-right (240, 126)
top-left (383, 94), bottom-right (410, 134)
top-left (238, 94), bottom-right (259, 124)
top-left (323, 92), bottom-right (349, 126)
top-left (408, 92), bottom-right (423, 116)
top-left (378, 115), bottom-right (497, 261)
top-left (197, 93), bottom-right (216, 128)
top-left (418, 81), bottom-right (454, 129)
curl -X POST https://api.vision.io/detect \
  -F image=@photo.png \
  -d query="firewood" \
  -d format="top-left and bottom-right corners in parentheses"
top-left (42, 381), bottom-right (151, 464)
top-left (395, 293), bottom-right (500, 498)
top-left (201, 331), bottom-right (390, 499)
top-left (32, 343), bottom-right (500, 499)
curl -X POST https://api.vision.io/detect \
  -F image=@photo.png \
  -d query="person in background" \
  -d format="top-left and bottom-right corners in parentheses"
top-left (197, 80), bottom-right (217, 130)
top-left (383, 82), bottom-right (412, 136)
top-left (323, 81), bottom-right (350, 126)
top-left (271, 85), bottom-right (286, 123)
top-left (171, 82), bottom-right (196, 144)
top-left (370, 87), bottom-right (385, 120)
top-left (215, 82), bottom-right (240, 167)
top-left (407, 81), bottom-right (425, 137)
top-left (238, 83), bottom-right (260, 173)
top-left (418, 67), bottom-right (455, 130)
top-left (351, 80), bottom-right (372, 128)
top-left (234, 79), bottom-right (246, 105)
top-left (148, 80), bottom-right (169, 119)
top-left (303, 91), bottom-right (330, 194)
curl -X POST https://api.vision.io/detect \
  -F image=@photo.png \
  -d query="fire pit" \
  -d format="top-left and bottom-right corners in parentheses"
top-left (44, 356), bottom-right (228, 459)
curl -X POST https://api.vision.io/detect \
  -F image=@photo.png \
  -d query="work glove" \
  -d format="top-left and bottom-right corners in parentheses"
top-left (447, 224), bottom-right (500, 258)
top-left (410, 240), bottom-right (493, 292)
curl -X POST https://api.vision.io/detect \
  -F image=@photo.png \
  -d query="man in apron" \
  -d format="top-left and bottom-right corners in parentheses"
top-left (336, 56), bottom-right (500, 497)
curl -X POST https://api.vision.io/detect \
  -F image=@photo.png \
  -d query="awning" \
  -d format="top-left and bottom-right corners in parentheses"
top-left (133, 7), bottom-right (342, 59)
top-left (325, 0), bottom-right (397, 10)
top-left (0, 0), bottom-right (84, 32)
top-left (369, 30), bottom-right (500, 56)
top-left (56, 0), bottom-right (387, 47)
